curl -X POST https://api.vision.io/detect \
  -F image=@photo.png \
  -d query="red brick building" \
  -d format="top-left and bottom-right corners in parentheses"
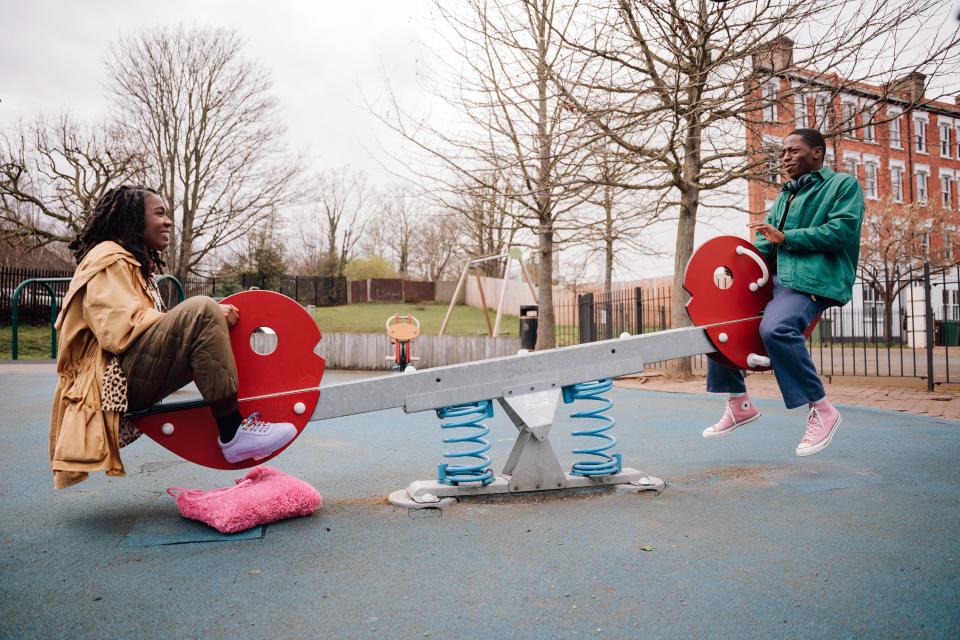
top-left (747, 47), bottom-right (960, 229)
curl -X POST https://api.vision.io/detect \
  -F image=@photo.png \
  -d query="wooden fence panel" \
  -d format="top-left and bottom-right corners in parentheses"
top-left (403, 280), bottom-right (435, 302)
top-left (369, 279), bottom-right (404, 301)
top-left (350, 280), bottom-right (368, 303)
top-left (250, 332), bottom-right (521, 370)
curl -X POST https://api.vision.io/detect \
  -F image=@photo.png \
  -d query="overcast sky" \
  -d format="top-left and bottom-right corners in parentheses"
top-left (3, 1), bottom-right (959, 280)
top-left (0, 0), bottom-right (431, 182)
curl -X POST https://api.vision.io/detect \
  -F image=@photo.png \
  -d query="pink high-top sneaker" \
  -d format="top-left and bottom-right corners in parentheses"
top-left (796, 401), bottom-right (842, 456)
top-left (702, 396), bottom-right (761, 438)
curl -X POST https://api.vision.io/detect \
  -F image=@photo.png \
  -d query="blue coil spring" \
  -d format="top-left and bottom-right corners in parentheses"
top-left (436, 400), bottom-right (495, 486)
top-left (562, 379), bottom-right (622, 477)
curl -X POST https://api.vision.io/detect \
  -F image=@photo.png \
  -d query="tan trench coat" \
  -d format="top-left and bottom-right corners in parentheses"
top-left (48, 241), bottom-right (164, 489)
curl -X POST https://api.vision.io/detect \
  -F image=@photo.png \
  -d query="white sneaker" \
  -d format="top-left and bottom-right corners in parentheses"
top-left (218, 412), bottom-right (297, 463)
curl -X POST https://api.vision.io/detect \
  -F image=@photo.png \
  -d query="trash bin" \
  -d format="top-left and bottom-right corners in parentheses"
top-left (814, 317), bottom-right (832, 343)
top-left (519, 305), bottom-right (538, 351)
top-left (942, 320), bottom-right (960, 346)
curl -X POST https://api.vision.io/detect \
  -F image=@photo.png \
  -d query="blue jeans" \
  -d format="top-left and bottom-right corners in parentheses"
top-left (706, 277), bottom-right (829, 409)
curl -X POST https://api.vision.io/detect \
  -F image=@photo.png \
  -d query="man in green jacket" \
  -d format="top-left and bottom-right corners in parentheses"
top-left (702, 128), bottom-right (865, 456)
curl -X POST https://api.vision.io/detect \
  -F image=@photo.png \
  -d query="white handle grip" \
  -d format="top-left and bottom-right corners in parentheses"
top-left (736, 245), bottom-right (769, 292)
top-left (746, 353), bottom-right (771, 368)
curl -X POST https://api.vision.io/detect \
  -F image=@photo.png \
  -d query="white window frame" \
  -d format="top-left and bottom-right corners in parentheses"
top-left (814, 94), bottom-right (831, 130)
top-left (941, 120), bottom-right (953, 158)
top-left (914, 113), bottom-right (929, 154)
top-left (762, 81), bottom-right (778, 123)
top-left (943, 226), bottom-right (955, 262)
top-left (841, 99), bottom-right (858, 139)
top-left (761, 135), bottom-right (780, 184)
top-left (863, 107), bottom-right (876, 143)
top-left (890, 159), bottom-right (906, 203)
top-left (842, 151), bottom-right (860, 178)
top-left (863, 157), bottom-right (879, 200)
top-left (889, 108), bottom-right (902, 149)
top-left (792, 86), bottom-right (808, 128)
top-left (941, 169), bottom-right (956, 209)
top-left (916, 164), bottom-right (930, 205)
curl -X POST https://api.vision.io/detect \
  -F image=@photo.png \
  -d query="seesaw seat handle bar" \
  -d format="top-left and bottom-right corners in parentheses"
top-left (735, 245), bottom-right (769, 292)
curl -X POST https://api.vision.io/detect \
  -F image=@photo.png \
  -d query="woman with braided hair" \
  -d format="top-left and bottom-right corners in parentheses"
top-left (49, 185), bottom-right (296, 489)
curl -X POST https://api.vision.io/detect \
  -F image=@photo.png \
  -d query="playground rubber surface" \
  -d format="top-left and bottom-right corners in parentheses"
top-left (1, 369), bottom-right (958, 639)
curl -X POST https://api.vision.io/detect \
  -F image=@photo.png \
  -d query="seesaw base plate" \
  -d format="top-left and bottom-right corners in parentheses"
top-left (388, 468), bottom-right (664, 509)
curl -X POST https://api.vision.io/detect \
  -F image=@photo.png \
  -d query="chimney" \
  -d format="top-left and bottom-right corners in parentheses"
top-left (889, 72), bottom-right (926, 100)
top-left (752, 36), bottom-right (794, 72)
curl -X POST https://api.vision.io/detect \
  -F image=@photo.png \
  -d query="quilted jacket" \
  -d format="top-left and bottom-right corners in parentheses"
top-left (48, 242), bottom-right (164, 489)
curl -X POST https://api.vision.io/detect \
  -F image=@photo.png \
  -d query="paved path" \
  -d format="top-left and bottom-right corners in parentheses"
top-left (618, 371), bottom-right (960, 420)
top-left (2, 367), bottom-right (958, 639)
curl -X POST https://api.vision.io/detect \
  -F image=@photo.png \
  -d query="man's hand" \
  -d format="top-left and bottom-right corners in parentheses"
top-left (748, 222), bottom-right (785, 245)
top-left (220, 303), bottom-right (240, 327)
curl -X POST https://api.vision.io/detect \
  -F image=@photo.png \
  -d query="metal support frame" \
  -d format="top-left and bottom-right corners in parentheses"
top-left (388, 386), bottom-right (663, 509)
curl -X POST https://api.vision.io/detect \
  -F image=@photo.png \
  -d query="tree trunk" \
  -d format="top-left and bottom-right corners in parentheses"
top-left (536, 223), bottom-right (556, 349)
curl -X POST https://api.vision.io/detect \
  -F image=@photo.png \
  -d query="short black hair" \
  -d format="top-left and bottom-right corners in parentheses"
top-left (787, 128), bottom-right (826, 153)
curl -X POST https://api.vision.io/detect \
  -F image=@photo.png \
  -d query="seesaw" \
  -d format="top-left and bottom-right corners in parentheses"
top-left (129, 236), bottom-right (808, 508)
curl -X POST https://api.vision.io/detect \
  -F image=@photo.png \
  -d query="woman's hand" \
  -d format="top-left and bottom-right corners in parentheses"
top-left (748, 222), bottom-right (785, 245)
top-left (220, 304), bottom-right (240, 327)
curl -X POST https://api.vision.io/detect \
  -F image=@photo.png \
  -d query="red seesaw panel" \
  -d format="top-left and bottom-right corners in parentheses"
top-left (132, 290), bottom-right (325, 469)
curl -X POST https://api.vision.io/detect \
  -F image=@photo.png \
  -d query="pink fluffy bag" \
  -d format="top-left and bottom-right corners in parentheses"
top-left (166, 466), bottom-right (322, 534)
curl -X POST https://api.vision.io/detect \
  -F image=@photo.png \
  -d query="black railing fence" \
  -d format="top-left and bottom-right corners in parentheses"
top-left (559, 263), bottom-right (960, 385)
top-left (2, 267), bottom-right (347, 323)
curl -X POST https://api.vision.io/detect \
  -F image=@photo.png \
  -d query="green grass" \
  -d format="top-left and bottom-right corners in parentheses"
top-left (1, 324), bottom-right (57, 360)
top-left (311, 301), bottom-right (521, 336)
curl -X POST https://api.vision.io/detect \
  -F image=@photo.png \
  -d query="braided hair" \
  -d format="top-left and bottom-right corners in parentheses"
top-left (69, 185), bottom-right (167, 280)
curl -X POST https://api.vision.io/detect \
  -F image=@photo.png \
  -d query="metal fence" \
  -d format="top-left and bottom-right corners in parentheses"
top-left (2, 267), bottom-right (347, 323)
top-left (558, 263), bottom-right (960, 385)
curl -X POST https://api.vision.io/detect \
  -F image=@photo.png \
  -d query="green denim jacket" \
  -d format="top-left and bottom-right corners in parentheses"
top-left (754, 166), bottom-right (865, 305)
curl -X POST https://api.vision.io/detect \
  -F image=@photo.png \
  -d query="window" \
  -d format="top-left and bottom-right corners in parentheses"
top-left (814, 95), bottom-right (830, 130)
top-left (844, 157), bottom-right (858, 177)
top-left (762, 82), bottom-right (778, 122)
top-left (794, 93), bottom-right (808, 127)
top-left (762, 137), bottom-right (780, 184)
top-left (942, 289), bottom-right (960, 321)
top-left (864, 162), bottom-right (878, 199)
top-left (842, 101), bottom-right (857, 138)
top-left (942, 123), bottom-right (953, 158)
top-left (891, 166), bottom-right (904, 202)
top-left (943, 175), bottom-right (954, 208)
top-left (863, 109), bottom-right (876, 142)
top-left (920, 232), bottom-right (930, 256)
top-left (917, 170), bottom-right (929, 204)
top-left (863, 287), bottom-right (885, 325)
top-left (944, 232), bottom-right (955, 263)
top-left (915, 117), bottom-right (928, 153)
top-left (889, 111), bottom-right (902, 148)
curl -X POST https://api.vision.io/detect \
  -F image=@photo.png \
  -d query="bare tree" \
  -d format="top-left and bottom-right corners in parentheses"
top-left (859, 200), bottom-right (957, 343)
top-left (548, 0), bottom-right (960, 376)
top-left (411, 212), bottom-right (463, 281)
top-left (442, 173), bottom-right (520, 276)
top-left (363, 187), bottom-right (421, 276)
top-left (377, 0), bottom-right (599, 348)
top-left (298, 167), bottom-right (369, 277)
top-left (580, 143), bottom-right (667, 297)
top-left (0, 113), bottom-right (147, 249)
top-left (105, 25), bottom-right (303, 280)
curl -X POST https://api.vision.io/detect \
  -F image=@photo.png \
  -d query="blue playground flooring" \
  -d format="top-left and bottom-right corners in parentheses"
top-left (1, 369), bottom-right (958, 639)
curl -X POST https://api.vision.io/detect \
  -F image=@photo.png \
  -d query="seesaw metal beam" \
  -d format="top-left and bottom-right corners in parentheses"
top-left (311, 323), bottom-right (718, 422)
